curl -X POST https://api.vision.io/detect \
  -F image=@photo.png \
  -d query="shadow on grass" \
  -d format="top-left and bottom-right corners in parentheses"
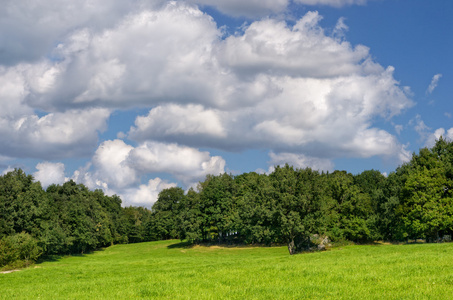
top-left (36, 253), bottom-right (87, 264)
top-left (167, 240), bottom-right (280, 250)
top-left (36, 247), bottom-right (108, 264)
top-left (1, 252), bottom-right (90, 272)
top-left (167, 241), bottom-right (196, 249)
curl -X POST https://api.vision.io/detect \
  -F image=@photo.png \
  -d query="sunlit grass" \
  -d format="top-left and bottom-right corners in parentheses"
top-left (1, 240), bottom-right (452, 299)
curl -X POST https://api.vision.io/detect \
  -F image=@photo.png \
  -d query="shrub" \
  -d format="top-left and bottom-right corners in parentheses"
top-left (0, 232), bottom-right (42, 269)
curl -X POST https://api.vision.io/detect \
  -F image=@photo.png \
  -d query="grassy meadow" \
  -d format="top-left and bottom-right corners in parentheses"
top-left (1, 240), bottom-right (452, 299)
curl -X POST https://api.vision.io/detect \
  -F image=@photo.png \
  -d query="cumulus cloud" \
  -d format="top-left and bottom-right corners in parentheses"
top-left (218, 13), bottom-right (370, 78)
top-left (0, 65), bottom-right (33, 117)
top-left (0, 0), bottom-right (164, 65)
top-left (411, 115), bottom-right (453, 149)
top-left (3, 109), bottom-right (109, 159)
top-left (0, 1), bottom-right (416, 206)
top-left (425, 128), bottom-right (453, 148)
top-left (1, 166), bottom-right (15, 176)
top-left (130, 66), bottom-right (411, 161)
top-left (129, 104), bottom-right (226, 142)
top-left (427, 73), bottom-right (442, 94)
top-left (34, 162), bottom-right (67, 188)
top-left (120, 178), bottom-right (177, 208)
top-left (71, 139), bottom-right (225, 207)
top-left (92, 140), bottom-right (137, 189)
top-left (128, 141), bottom-right (226, 187)
top-left (0, 62), bottom-right (110, 159)
top-left (72, 163), bottom-right (177, 208)
top-left (25, 2), bottom-right (223, 111)
top-left (0, 108), bottom-right (110, 159)
top-left (126, 11), bottom-right (412, 164)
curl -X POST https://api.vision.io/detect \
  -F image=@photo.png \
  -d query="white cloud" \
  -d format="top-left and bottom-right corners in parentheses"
top-left (1, 166), bottom-right (15, 176)
top-left (295, 0), bottom-right (368, 7)
top-left (126, 12), bottom-right (412, 165)
top-left (268, 152), bottom-right (334, 172)
top-left (0, 0), bottom-right (164, 65)
top-left (71, 139), bottom-right (225, 206)
top-left (130, 66), bottom-right (411, 163)
top-left (0, 65), bottom-right (33, 117)
top-left (427, 73), bottom-right (442, 94)
top-left (218, 13), bottom-right (370, 78)
top-left (0, 63), bottom-right (110, 159)
top-left (0, 2), bottom-right (417, 205)
top-left (188, 0), bottom-right (289, 18)
top-left (34, 162), bottom-right (67, 188)
top-left (129, 104), bottom-right (226, 142)
top-left (128, 141), bottom-right (226, 187)
top-left (71, 161), bottom-right (178, 208)
top-left (425, 128), bottom-right (453, 148)
top-left (394, 124), bottom-right (403, 135)
top-left (92, 140), bottom-right (137, 189)
top-left (26, 2), bottom-right (223, 111)
top-left (120, 178), bottom-right (177, 208)
top-left (412, 114), bottom-right (431, 143)
top-left (332, 17), bottom-right (349, 40)
top-left (0, 108), bottom-right (110, 159)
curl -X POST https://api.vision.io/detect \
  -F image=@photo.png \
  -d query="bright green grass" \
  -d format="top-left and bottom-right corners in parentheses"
top-left (1, 240), bottom-right (452, 299)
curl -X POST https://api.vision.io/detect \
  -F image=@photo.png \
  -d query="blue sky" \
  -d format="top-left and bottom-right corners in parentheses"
top-left (1, 0), bottom-right (451, 207)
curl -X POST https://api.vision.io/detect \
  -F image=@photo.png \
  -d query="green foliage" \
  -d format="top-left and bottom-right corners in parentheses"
top-left (393, 137), bottom-right (453, 241)
top-left (0, 232), bottom-right (42, 269)
top-left (0, 170), bottom-right (150, 259)
top-left (0, 169), bottom-right (47, 239)
top-left (197, 174), bottom-right (236, 242)
top-left (174, 138), bottom-right (453, 250)
top-left (234, 172), bottom-right (278, 245)
top-left (177, 188), bottom-right (204, 242)
top-left (150, 187), bottom-right (185, 240)
top-left (122, 206), bottom-right (152, 243)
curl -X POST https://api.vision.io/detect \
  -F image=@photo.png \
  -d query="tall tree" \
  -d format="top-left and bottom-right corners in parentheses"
top-left (151, 187), bottom-right (185, 240)
top-left (270, 165), bottom-right (305, 254)
top-left (234, 172), bottom-right (277, 245)
top-left (397, 138), bottom-right (453, 241)
top-left (0, 169), bottom-right (48, 239)
top-left (327, 171), bottom-right (373, 243)
top-left (198, 174), bottom-right (235, 243)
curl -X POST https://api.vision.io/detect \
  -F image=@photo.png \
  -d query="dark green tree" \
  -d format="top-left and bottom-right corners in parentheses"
top-left (327, 171), bottom-right (374, 243)
top-left (234, 172), bottom-right (278, 245)
top-left (270, 165), bottom-right (306, 254)
top-left (150, 187), bottom-right (185, 240)
top-left (397, 138), bottom-right (453, 241)
top-left (198, 174), bottom-right (235, 243)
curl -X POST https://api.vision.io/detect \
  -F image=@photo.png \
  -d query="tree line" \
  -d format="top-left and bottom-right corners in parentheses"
top-left (151, 138), bottom-right (453, 254)
top-left (0, 173), bottom-right (156, 269)
top-left (1, 138), bottom-right (452, 268)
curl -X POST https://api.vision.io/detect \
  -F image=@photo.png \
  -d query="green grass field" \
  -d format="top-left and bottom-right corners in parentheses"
top-left (1, 240), bottom-right (452, 299)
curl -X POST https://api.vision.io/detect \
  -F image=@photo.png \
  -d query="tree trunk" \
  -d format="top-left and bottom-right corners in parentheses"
top-left (288, 239), bottom-right (295, 255)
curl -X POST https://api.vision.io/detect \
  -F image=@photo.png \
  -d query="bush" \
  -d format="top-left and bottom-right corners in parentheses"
top-left (0, 232), bottom-right (42, 269)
